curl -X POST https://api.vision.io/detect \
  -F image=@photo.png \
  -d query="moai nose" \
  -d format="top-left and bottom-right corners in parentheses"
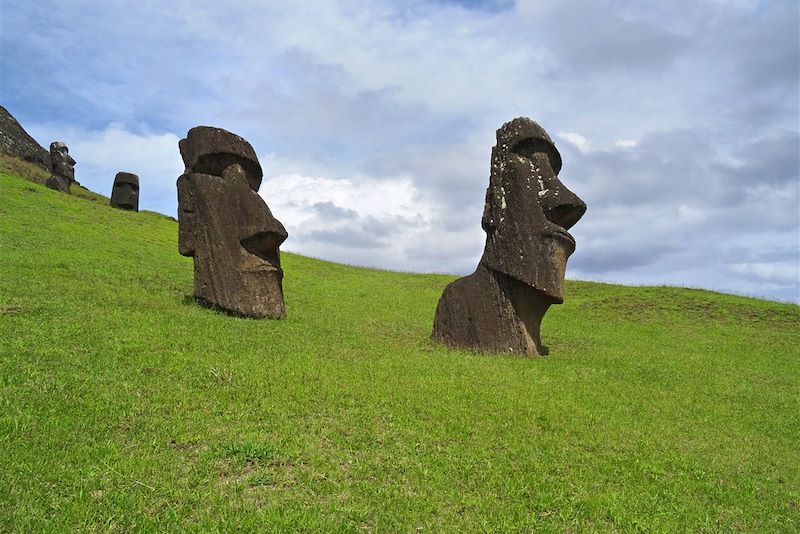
top-left (533, 154), bottom-right (586, 231)
top-left (543, 186), bottom-right (586, 231)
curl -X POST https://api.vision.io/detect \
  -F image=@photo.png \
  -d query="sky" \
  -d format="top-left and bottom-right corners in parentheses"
top-left (2, 0), bottom-right (798, 302)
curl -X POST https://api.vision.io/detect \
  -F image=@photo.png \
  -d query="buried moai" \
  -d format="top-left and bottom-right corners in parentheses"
top-left (45, 141), bottom-right (76, 193)
top-left (110, 172), bottom-right (140, 211)
top-left (177, 126), bottom-right (288, 318)
top-left (432, 117), bottom-right (586, 355)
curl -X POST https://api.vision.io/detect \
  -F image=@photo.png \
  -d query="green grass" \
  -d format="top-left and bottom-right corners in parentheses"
top-left (0, 153), bottom-right (112, 206)
top-left (1, 166), bottom-right (799, 532)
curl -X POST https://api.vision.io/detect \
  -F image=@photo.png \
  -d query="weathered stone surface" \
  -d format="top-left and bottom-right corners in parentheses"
top-left (45, 174), bottom-right (70, 193)
top-left (49, 142), bottom-right (76, 181)
top-left (432, 117), bottom-right (586, 355)
top-left (177, 126), bottom-right (287, 318)
top-left (0, 106), bottom-right (50, 170)
top-left (45, 141), bottom-right (76, 194)
top-left (178, 127), bottom-right (263, 191)
top-left (110, 172), bottom-right (140, 211)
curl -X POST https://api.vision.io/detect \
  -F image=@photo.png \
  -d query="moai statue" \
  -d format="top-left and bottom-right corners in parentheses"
top-left (432, 117), bottom-right (586, 355)
top-left (110, 172), bottom-right (140, 211)
top-left (45, 141), bottom-right (76, 193)
top-left (177, 126), bottom-right (288, 318)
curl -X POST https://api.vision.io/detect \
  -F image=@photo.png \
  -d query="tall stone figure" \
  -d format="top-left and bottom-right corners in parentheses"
top-left (432, 117), bottom-right (586, 355)
top-left (177, 126), bottom-right (288, 318)
top-left (110, 172), bottom-right (140, 211)
top-left (45, 141), bottom-right (76, 193)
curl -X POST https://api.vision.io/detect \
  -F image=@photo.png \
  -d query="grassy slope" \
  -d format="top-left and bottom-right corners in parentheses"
top-left (1, 169), bottom-right (798, 532)
top-left (0, 153), bottom-right (112, 206)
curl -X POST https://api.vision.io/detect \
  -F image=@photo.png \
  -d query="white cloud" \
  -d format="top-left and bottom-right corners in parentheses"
top-left (4, 0), bottom-right (798, 301)
top-left (558, 132), bottom-right (591, 153)
top-left (262, 172), bottom-right (481, 274)
top-left (614, 139), bottom-right (638, 149)
top-left (233, 3), bottom-right (530, 117)
top-left (262, 173), bottom-right (430, 226)
top-left (677, 204), bottom-right (707, 224)
top-left (26, 123), bottom-right (183, 212)
top-left (728, 262), bottom-right (799, 286)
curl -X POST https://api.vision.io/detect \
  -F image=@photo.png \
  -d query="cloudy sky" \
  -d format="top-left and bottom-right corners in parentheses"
top-left (2, 0), bottom-right (798, 302)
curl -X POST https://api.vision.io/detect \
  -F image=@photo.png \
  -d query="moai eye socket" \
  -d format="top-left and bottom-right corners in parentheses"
top-left (510, 137), bottom-right (561, 174)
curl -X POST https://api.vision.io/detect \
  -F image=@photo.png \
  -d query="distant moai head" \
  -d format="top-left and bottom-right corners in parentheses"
top-left (177, 126), bottom-right (288, 318)
top-left (480, 117), bottom-right (586, 302)
top-left (110, 172), bottom-right (140, 211)
top-left (49, 141), bottom-right (75, 181)
top-left (45, 141), bottom-right (76, 193)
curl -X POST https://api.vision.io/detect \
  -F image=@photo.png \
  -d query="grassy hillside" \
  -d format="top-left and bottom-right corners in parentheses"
top-left (1, 168), bottom-right (798, 532)
top-left (0, 153), bottom-right (111, 205)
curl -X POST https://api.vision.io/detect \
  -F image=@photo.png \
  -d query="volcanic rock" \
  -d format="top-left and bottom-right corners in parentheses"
top-left (0, 106), bottom-right (50, 170)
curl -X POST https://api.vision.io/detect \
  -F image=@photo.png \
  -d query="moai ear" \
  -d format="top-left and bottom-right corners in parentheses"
top-left (481, 186), bottom-right (497, 234)
top-left (481, 147), bottom-right (503, 234)
top-left (177, 174), bottom-right (197, 257)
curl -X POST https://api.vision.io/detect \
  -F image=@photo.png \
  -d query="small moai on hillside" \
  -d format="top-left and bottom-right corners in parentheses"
top-left (110, 172), bottom-right (140, 211)
top-left (45, 141), bottom-right (76, 193)
top-left (177, 126), bottom-right (288, 318)
top-left (432, 117), bottom-right (587, 355)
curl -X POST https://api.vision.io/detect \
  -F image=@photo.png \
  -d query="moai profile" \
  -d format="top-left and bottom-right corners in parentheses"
top-left (45, 141), bottom-right (76, 193)
top-left (110, 172), bottom-right (140, 211)
top-left (177, 126), bottom-right (288, 318)
top-left (432, 117), bottom-right (586, 355)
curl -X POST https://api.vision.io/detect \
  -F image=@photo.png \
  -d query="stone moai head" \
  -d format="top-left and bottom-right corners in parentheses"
top-left (110, 172), bottom-right (140, 211)
top-left (177, 126), bottom-right (288, 318)
top-left (46, 141), bottom-right (76, 193)
top-left (432, 117), bottom-right (586, 355)
top-left (480, 117), bottom-right (586, 302)
top-left (50, 141), bottom-right (76, 181)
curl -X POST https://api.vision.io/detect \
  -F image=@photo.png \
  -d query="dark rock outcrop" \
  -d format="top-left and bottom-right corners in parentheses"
top-left (45, 141), bottom-right (76, 193)
top-left (432, 117), bottom-right (586, 355)
top-left (0, 106), bottom-right (49, 170)
top-left (110, 172), bottom-right (140, 211)
top-left (177, 126), bottom-right (288, 318)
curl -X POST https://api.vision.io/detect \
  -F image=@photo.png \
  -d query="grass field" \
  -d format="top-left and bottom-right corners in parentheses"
top-left (1, 167), bottom-right (798, 531)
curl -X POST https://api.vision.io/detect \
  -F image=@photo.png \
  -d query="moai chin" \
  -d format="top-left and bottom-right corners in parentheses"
top-left (110, 172), bottom-right (140, 211)
top-left (177, 126), bottom-right (288, 318)
top-left (45, 141), bottom-right (76, 193)
top-left (432, 117), bottom-right (586, 355)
